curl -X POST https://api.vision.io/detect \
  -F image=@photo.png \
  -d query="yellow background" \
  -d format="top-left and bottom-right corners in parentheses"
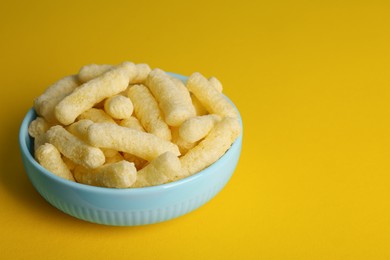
top-left (1, 0), bottom-right (389, 259)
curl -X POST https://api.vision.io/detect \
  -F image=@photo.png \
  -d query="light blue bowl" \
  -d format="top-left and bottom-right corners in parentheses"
top-left (18, 74), bottom-right (243, 226)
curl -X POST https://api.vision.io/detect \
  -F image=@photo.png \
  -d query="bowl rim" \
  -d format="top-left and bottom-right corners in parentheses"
top-left (19, 73), bottom-right (243, 195)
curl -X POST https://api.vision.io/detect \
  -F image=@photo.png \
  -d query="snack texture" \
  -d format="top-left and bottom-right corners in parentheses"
top-left (133, 152), bottom-right (182, 187)
top-left (74, 161), bottom-right (137, 188)
top-left (29, 61), bottom-right (241, 188)
top-left (87, 122), bottom-right (180, 161)
top-left (128, 84), bottom-right (171, 140)
top-left (55, 62), bottom-right (136, 125)
top-left (33, 75), bottom-right (80, 123)
top-left (180, 117), bottom-right (241, 176)
top-left (46, 125), bottom-right (105, 169)
top-left (35, 143), bottom-right (75, 182)
top-left (146, 68), bottom-right (195, 127)
top-left (187, 72), bottom-right (238, 118)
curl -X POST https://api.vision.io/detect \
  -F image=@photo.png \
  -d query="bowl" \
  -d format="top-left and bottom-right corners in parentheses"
top-left (18, 74), bottom-right (243, 226)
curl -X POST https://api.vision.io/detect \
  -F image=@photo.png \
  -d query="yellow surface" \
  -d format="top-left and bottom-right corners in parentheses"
top-left (1, 0), bottom-right (389, 259)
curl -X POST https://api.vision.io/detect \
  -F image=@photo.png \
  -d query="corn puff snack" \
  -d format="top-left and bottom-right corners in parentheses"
top-left (30, 61), bottom-right (241, 188)
top-left (62, 156), bottom-right (77, 171)
top-left (46, 125), bottom-right (105, 169)
top-left (78, 64), bottom-right (113, 83)
top-left (179, 114), bottom-right (221, 143)
top-left (170, 127), bottom-right (197, 155)
top-left (119, 116), bottom-right (145, 132)
top-left (128, 84), bottom-right (171, 140)
top-left (145, 68), bottom-right (195, 126)
top-left (118, 116), bottom-right (148, 169)
top-left (180, 117), bottom-right (241, 176)
top-left (74, 160), bottom-right (136, 188)
top-left (191, 94), bottom-right (208, 116)
top-left (34, 75), bottom-right (80, 123)
top-left (35, 143), bottom-right (75, 181)
top-left (87, 123), bottom-right (180, 161)
top-left (132, 152), bottom-right (182, 187)
top-left (208, 76), bottom-right (223, 93)
top-left (28, 117), bottom-right (52, 152)
top-left (122, 152), bottom-right (147, 170)
top-left (104, 151), bottom-right (124, 164)
top-left (187, 76), bottom-right (222, 116)
top-left (66, 119), bottom-right (94, 140)
top-left (187, 72), bottom-right (237, 118)
top-left (104, 95), bottom-right (133, 120)
top-left (33, 133), bottom-right (48, 153)
top-left (28, 117), bottom-right (51, 138)
top-left (55, 62), bottom-right (136, 125)
top-left (77, 108), bottom-right (116, 124)
top-left (78, 63), bottom-right (151, 84)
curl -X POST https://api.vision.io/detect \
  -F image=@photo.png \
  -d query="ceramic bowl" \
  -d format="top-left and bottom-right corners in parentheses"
top-left (19, 74), bottom-right (243, 226)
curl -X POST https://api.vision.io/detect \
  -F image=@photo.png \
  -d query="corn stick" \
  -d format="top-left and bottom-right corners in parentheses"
top-left (187, 72), bottom-right (237, 118)
top-left (145, 68), bottom-right (195, 126)
top-left (46, 125), bottom-right (105, 169)
top-left (128, 84), bottom-right (171, 140)
top-left (35, 143), bottom-right (75, 181)
top-left (34, 75), bottom-right (79, 123)
top-left (55, 62), bottom-right (137, 125)
top-left (132, 152), bottom-right (182, 187)
top-left (74, 160), bottom-right (136, 188)
top-left (87, 123), bottom-right (180, 161)
top-left (180, 117), bottom-right (241, 176)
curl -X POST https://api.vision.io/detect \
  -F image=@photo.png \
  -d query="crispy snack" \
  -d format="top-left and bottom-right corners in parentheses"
top-left (33, 133), bottom-right (48, 152)
top-left (170, 126), bottom-right (197, 155)
top-left (66, 119), bottom-right (94, 140)
top-left (74, 160), bottom-right (136, 188)
top-left (187, 77), bottom-right (221, 116)
top-left (46, 125), bottom-right (105, 169)
top-left (180, 117), bottom-right (241, 176)
top-left (208, 76), bottom-right (223, 92)
top-left (145, 68), bottom-right (195, 127)
top-left (104, 95), bottom-right (133, 120)
top-left (118, 116), bottom-right (148, 169)
top-left (33, 75), bottom-right (80, 123)
top-left (77, 108), bottom-right (116, 123)
top-left (119, 116), bottom-right (148, 169)
top-left (191, 94), bottom-right (208, 116)
top-left (119, 116), bottom-right (145, 132)
top-left (78, 63), bottom-right (151, 84)
top-left (35, 143), bottom-right (75, 181)
top-left (55, 62), bottom-right (137, 125)
top-left (187, 72), bottom-right (237, 118)
top-left (28, 117), bottom-right (51, 138)
top-left (168, 75), bottom-right (183, 85)
top-left (30, 60), bottom-right (241, 189)
top-left (101, 148), bottom-right (119, 158)
top-left (179, 114), bottom-right (221, 143)
top-left (87, 123), bottom-right (180, 161)
top-left (62, 156), bottom-right (77, 171)
top-left (122, 152), bottom-right (147, 170)
top-left (170, 75), bottom-right (198, 118)
top-left (78, 64), bottom-right (113, 83)
top-left (133, 63), bottom-right (152, 84)
top-left (28, 117), bottom-right (51, 152)
top-left (128, 84), bottom-right (171, 140)
top-left (133, 152), bottom-right (182, 187)
top-left (66, 119), bottom-right (117, 158)
top-left (104, 151), bottom-right (124, 164)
